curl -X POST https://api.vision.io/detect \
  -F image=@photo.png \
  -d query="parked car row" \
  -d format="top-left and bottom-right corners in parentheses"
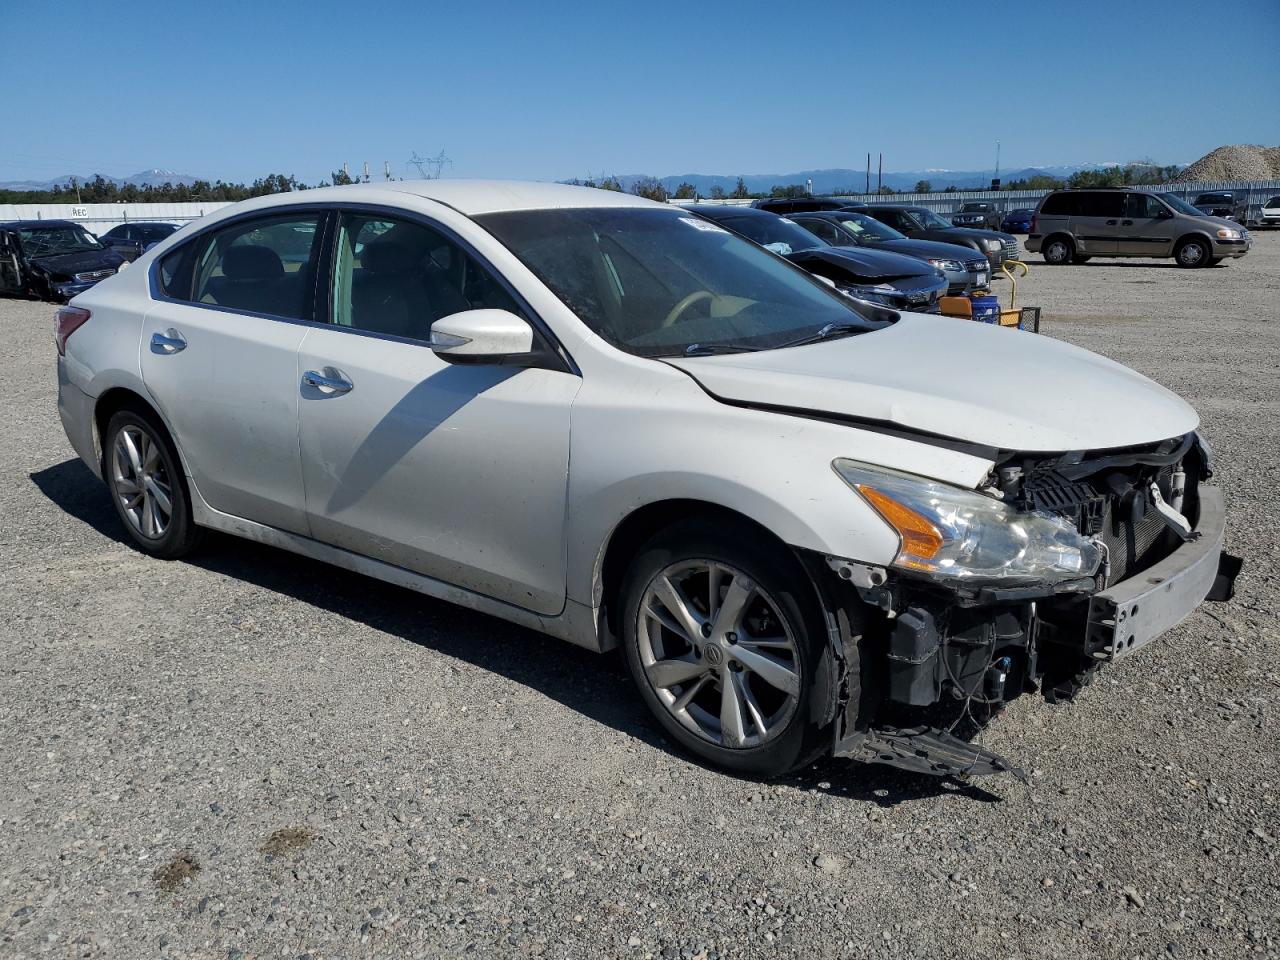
top-left (55, 179), bottom-right (1240, 780)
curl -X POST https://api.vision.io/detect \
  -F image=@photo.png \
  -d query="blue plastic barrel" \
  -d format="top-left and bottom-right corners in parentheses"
top-left (970, 293), bottom-right (1000, 324)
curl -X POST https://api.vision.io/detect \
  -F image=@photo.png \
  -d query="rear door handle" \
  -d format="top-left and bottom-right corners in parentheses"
top-left (302, 367), bottom-right (354, 395)
top-left (1105, 219), bottom-right (1118, 225)
top-left (150, 329), bottom-right (187, 354)
top-left (1122, 219), bottom-right (1134, 226)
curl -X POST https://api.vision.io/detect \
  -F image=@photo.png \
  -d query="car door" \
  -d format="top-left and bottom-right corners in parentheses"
top-left (141, 210), bottom-right (326, 534)
top-left (1072, 191), bottom-right (1124, 255)
top-left (0, 231), bottom-right (23, 294)
top-left (295, 209), bottom-right (580, 616)
top-left (1118, 193), bottom-right (1176, 257)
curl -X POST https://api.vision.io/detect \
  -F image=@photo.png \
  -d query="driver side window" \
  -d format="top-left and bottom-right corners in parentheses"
top-left (1125, 194), bottom-right (1166, 219)
top-left (330, 212), bottom-right (522, 342)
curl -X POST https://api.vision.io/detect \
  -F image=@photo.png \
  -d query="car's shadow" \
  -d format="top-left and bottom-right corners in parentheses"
top-left (31, 457), bottom-right (1008, 807)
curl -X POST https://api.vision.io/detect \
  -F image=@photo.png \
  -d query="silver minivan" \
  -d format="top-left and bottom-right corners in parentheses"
top-left (1027, 189), bottom-right (1251, 267)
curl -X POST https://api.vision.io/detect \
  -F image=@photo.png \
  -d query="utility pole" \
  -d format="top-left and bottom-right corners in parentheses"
top-left (342, 162), bottom-right (350, 181)
top-left (362, 161), bottom-right (370, 183)
top-left (384, 160), bottom-right (392, 181)
top-left (877, 153), bottom-right (883, 194)
top-left (993, 139), bottom-right (1001, 190)
top-left (71, 176), bottom-right (81, 204)
top-left (865, 153), bottom-right (870, 194)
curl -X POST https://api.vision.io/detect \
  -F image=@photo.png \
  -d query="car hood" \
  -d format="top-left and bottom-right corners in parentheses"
top-left (921, 226), bottom-right (1012, 243)
top-left (873, 238), bottom-right (986, 262)
top-left (785, 245), bottom-right (936, 281)
top-left (667, 312), bottom-right (1198, 453)
top-left (28, 248), bottom-right (125, 276)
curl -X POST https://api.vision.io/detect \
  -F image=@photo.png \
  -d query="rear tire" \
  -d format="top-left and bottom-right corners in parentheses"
top-left (1042, 236), bottom-right (1073, 265)
top-left (1175, 237), bottom-right (1210, 268)
top-left (619, 519), bottom-right (833, 778)
top-left (1071, 253), bottom-right (1093, 264)
top-left (103, 407), bottom-right (203, 559)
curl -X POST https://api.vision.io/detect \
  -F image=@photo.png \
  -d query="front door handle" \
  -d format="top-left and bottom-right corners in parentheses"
top-left (150, 329), bottom-right (186, 354)
top-left (302, 367), bottom-right (354, 395)
top-left (1122, 219), bottom-right (1134, 226)
top-left (1105, 219), bottom-right (1118, 225)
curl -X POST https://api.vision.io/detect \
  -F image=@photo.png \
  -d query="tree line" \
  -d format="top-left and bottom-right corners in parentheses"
top-left (2, 160), bottom-right (1185, 207)
top-left (0, 169), bottom-right (366, 205)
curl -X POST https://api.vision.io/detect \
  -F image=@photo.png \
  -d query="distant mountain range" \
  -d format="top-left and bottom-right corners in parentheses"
top-left (604, 163), bottom-right (1127, 195)
top-left (0, 169), bottom-right (201, 191)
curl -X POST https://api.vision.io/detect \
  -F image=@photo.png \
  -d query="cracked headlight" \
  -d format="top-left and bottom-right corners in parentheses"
top-left (927, 258), bottom-right (964, 272)
top-left (833, 459), bottom-right (1102, 585)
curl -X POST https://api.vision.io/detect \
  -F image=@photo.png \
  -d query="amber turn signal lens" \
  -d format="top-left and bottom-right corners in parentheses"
top-left (855, 484), bottom-right (945, 561)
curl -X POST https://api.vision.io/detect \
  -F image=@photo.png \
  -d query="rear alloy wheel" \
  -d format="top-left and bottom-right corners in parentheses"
top-left (104, 408), bottom-right (202, 558)
top-left (1175, 237), bottom-right (1210, 268)
top-left (620, 521), bottom-right (830, 777)
top-left (1042, 237), bottom-right (1073, 265)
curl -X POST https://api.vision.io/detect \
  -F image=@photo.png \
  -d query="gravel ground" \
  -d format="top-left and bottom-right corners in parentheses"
top-left (1, 236), bottom-right (1278, 960)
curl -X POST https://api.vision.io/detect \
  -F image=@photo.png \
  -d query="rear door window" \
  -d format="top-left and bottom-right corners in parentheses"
top-left (795, 218), bottom-right (844, 245)
top-left (189, 214), bottom-right (324, 320)
top-left (1076, 192), bottom-right (1125, 218)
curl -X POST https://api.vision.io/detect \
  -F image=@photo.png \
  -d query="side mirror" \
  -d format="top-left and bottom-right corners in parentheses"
top-left (429, 309), bottom-right (535, 365)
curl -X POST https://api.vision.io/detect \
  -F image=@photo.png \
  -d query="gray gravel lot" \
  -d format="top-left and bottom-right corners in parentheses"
top-left (2, 237), bottom-right (1278, 959)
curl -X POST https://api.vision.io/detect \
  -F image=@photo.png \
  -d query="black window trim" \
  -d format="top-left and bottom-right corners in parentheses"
top-left (147, 201), bottom-right (578, 376)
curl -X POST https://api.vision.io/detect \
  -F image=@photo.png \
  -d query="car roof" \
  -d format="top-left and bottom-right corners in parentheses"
top-left (680, 204), bottom-right (778, 221)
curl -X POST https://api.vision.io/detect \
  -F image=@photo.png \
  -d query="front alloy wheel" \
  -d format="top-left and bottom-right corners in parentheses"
top-left (620, 521), bottom-right (832, 777)
top-left (638, 560), bottom-right (801, 749)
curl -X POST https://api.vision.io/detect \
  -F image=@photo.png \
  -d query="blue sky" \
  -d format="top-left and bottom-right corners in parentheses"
top-left (3, 0), bottom-right (1277, 184)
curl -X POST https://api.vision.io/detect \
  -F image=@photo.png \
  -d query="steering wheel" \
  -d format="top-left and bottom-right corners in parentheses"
top-left (661, 290), bottom-right (714, 328)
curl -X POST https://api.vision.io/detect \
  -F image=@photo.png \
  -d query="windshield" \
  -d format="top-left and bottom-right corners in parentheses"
top-left (836, 213), bottom-right (906, 243)
top-left (1159, 194), bottom-right (1203, 217)
top-left (911, 209), bottom-right (956, 229)
top-left (18, 225), bottom-right (104, 258)
top-left (476, 208), bottom-right (890, 359)
top-left (709, 214), bottom-right (826, 255)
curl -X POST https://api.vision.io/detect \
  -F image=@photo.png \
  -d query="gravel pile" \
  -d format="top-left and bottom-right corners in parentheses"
top-left (1, 239), bottom-right (1279, 958)
top-left (1173, 144), bottom-right (1280, 182)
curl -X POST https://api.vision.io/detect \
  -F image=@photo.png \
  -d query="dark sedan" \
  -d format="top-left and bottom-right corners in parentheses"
top-left (1001, 208), bottom-right (1035, 234)
top-left (0, 220), bottom-right (127, 302)
top-left (861, 204), bottom-right (1020, 270)
top-left (99, 221), bottom-right (180, 261)
top-left (787, 210), bottom-right (991, 294)
top-left (684, 205), bottom-right (948, 312)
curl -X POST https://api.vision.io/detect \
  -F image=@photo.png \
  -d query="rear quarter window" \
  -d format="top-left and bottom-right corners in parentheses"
top-left (1038, 193), bottom-right (1076, 216)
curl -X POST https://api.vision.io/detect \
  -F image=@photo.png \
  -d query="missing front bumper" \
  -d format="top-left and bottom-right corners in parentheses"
top-left (1085, 486), bottom-right (1238, 660)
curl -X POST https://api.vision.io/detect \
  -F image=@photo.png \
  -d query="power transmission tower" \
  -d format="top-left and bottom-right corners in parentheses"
top-left (408, 149), bottom-right (453, 179)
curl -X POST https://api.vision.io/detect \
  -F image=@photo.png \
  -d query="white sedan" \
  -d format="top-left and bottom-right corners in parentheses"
top-left (55, 180), bottom-right (1237, 779)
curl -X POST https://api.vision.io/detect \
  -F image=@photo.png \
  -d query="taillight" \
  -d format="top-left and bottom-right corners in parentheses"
top-left (55, 306), bottom-right (91, 356)
top-left (1029, 215), bottom-right (1037, 234)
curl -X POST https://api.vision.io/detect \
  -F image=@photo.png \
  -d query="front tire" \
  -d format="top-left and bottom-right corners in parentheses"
top-left (103, 407), bottom-right (202, 558)
top-left (619, 520), bottom-right (831, 778)
top-left (1175, 237), bottom-right (1210, 268)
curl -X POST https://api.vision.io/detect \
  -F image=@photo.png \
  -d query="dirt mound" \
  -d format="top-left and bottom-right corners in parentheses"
top-left (1173, 145), bottom-right (1280, 182)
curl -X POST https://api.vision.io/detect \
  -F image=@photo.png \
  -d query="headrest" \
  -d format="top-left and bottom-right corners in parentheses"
top-left (222, 244), bottom-right (284, 280)
top-left (361, 240), bottom-right (417, 275)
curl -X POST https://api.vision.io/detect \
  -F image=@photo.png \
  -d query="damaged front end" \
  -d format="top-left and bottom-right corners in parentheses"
top-left (815, 432), bottom-right (1241, 780)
